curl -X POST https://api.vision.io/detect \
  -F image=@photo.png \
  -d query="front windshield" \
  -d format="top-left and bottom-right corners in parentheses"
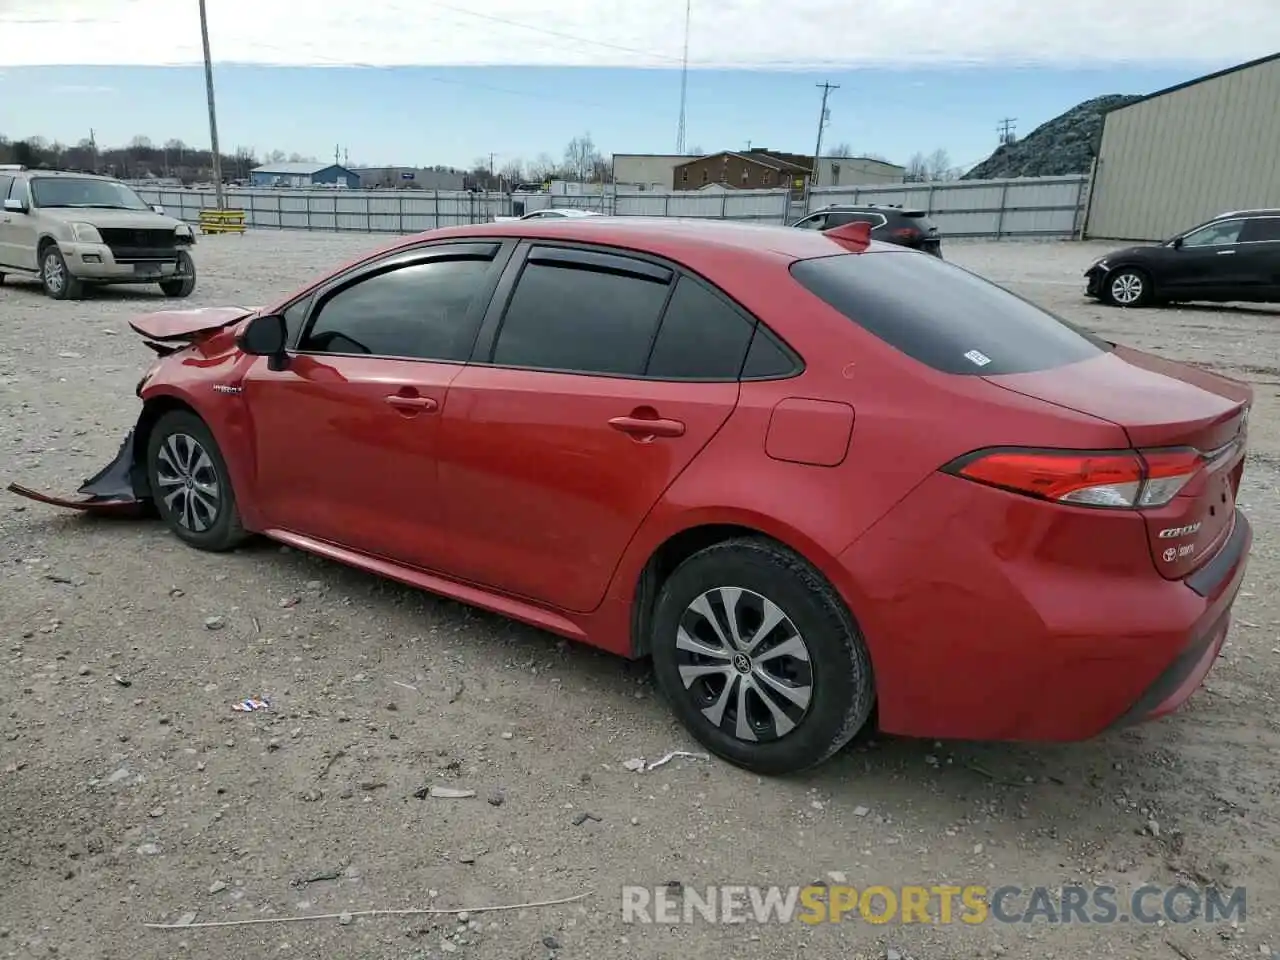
top-left (30, 177), bottom-right (151, 211)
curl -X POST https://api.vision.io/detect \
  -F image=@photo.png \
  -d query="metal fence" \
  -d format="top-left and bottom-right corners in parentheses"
top-left (133, 174), bottom-right (1089, 242)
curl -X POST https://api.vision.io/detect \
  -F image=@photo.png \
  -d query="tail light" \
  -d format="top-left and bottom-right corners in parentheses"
top-left (890, 227), bottom-right (920, 241)
top-left (943, 447), bottom-right (1205, 508)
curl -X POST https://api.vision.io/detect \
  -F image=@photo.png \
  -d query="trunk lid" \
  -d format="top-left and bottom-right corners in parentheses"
top-left (985, 347), bottom-right (1250, 580)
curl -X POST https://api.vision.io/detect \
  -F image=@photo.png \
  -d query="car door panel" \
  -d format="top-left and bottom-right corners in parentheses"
top-left (1238, 216), bottom-right (1280, 300)
top-left (437, 369), bottom-right (738, 611)
top-left (241, 245), bottom-right (505, 567)
top-left (433, 243), bottom-right (750, 613)
top-left (245, 354), bottom-right (463, 564)
top-left (1166, 218), bottom-right (1249, 298)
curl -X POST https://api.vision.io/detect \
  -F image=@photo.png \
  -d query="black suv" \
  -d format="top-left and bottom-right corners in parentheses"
top-left (790, 204), bottom-right (943, 257)
top-left (1085, 208), bottom-right (1280, 307)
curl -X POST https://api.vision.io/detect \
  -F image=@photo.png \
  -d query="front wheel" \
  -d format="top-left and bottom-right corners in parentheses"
top-left (145, 410), bottom-right (248, 551)
top-left (159, 250), bottom-right (196, 298)
top-left (41, 245), bottom-right (83, 300)
top-left (1103, 267), bottom-right (1152, 307)
top-left (650, 537), bottom-right (875, 775)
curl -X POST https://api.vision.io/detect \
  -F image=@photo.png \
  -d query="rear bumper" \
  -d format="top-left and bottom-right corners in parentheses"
top-left (1109, 510), bottom-right (1250, 728)
top-left (835, 473), bottom-right (1253, 742)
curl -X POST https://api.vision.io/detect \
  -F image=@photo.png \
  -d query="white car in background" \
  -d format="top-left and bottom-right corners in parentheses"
top-left (492, 208), bottom-right (604, 223)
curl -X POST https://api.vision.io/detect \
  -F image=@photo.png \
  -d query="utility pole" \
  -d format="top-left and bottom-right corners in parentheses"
top-left (88, 128), bottom-right (98, 173)
top-left (198, 0), bottom-right (225, 209)
top-left (675, 0), bottom-right (691, 154)
top-left (997, 117), bottom-right (1017, 145)
top-left (805, 82), bottom-right (838, 208)
top-left (744, 139), bottom-right (752, 151)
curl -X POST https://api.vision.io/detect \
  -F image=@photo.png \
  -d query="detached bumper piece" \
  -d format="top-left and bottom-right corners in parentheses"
top-left (6, 429), bottom-right (147, 514)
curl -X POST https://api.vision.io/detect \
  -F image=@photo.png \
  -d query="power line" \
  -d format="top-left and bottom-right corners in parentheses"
top-left (997, 117), bottom-right (1017, 144)
top-left (675, 0), bottom-right (692, 154)
top-left (426, 1), bottom-right (687, 66)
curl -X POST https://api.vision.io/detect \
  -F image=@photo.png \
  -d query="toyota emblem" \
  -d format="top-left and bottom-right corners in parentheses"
top-left (1163, 547), bottom-right (1177, 562)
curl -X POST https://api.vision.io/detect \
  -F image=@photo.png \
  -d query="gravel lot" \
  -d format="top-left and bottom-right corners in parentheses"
top-left (2, 232), bottom-right (1279, 960)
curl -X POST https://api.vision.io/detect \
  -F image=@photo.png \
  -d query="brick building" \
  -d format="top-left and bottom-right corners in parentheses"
top-left (670, 148), bottom-right (904, 192)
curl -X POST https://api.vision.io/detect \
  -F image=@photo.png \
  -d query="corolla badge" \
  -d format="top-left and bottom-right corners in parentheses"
top-left (213, 384), bottom-right (243, 395)
top-left (1157, 522), bottom-right (1200, 539)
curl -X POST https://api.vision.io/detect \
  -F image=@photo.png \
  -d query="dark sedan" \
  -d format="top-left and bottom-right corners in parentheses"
top-left (1085, 208), bottom-right (1280, 307)
top-left (791, 204), bottom-right (943, 257)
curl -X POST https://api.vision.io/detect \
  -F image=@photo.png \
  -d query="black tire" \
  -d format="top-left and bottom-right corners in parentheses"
top-left (40, 244), bottom-right (83, 300)
top-left (650, 536), bottom-right (875, 776)
top-left (159, 251), bottom-right (196, 298)
top-left (1102, 267), bottom-right (1152, 308)
top-left (145, 410), bottom-right (248, 551)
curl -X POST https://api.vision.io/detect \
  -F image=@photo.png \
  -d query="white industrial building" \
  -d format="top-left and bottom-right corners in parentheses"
top-left (1084, 52), bottom-right (1280, 241)
top-left (612, 152), bottom-right (905, 191)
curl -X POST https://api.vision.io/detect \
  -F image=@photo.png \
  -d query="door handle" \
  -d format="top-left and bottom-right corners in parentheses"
top-left (1217, 249), bottom-right (1236, 255)
top-left (384, 394), bottom-right (438, 413)
top-left (609, 415), bottom-right (685, 439)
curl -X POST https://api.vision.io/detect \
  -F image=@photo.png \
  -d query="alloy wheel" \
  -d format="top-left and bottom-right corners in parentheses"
top-left (43, 252), bottom-right (65, 295)
top-left (1110, 272), bottom-right (1144, 305)
top-left (155, 432), bottom-right (221, 532)
top-left (674, 586), bottom-right (813, 743)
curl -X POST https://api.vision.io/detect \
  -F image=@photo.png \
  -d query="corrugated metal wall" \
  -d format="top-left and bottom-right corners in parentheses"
top-left (134, 175), bottom-right (1087, 239)
top-left (1085, 56), bottom-right (1280, 241)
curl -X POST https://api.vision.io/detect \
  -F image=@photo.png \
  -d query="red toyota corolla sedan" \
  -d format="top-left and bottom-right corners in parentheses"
top-left (9, 218), bottom-right (1253, 775)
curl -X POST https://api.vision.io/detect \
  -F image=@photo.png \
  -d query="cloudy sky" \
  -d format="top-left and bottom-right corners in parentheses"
top-left (1, 0), bottom-right (1276, 168)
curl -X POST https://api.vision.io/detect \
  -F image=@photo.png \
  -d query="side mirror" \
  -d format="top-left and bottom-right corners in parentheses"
top-left (1171, 236), bottom-right (1183, 249)
top-left (238, 313), bottom-right (289, 370)
top-left (3, 197), bottom-right (28, 214)
top-left (152, 204), bottom-right (166, 215)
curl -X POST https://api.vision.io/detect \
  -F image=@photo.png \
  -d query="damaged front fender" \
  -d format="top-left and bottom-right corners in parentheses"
top-left (6, 428), bottom-right (149, 515)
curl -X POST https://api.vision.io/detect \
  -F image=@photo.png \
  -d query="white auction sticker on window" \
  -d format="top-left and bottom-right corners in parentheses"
top-left (964, 349), bottom-right (992, 367)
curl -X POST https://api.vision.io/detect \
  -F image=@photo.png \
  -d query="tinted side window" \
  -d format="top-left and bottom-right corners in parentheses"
top-left (645, 277), bottom-right (755, 380)
top-left (794, 214), bottom-right (827, 231)
top-left (824, 211), bottom-right (855, 227)
top-left (492, 261), bottom-right (669, 375)
top-left (790, 252), bottom-right (1107, 376)
top-left (299, 257), bottom-right (492, 360)
top-left (1182, 219), bottom-right (1243, 247)
top-left (741, 327), bottom-right (800, 379)
top-left (282, 295), bottom-right (313, 346)
top-left (0, 176), bottom-right (12, 201)
top-left (1241, 217), bottom-right (1280, 243)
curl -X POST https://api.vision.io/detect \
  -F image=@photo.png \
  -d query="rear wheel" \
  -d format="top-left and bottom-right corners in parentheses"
top-left (650, 537), bottom-right (875, 775)
top-left (159, 251), bottom-right (196, 298)
top-left (1104, 267), bottom-right (1152, 307)
top-left (41, 245), bottom-right (83, 300)
top-left (145, 410), bottom-right (248, 551)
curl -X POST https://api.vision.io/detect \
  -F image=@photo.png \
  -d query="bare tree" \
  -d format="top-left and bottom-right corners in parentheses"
top-left (688, 144), bottom-right (705, 156)
top-left (563, 133), bottom-right (601, 182)
top-left (904, 152), bottom-right (928, 182)
top-left (827, 142), bottom-right (854, 157)
top-left (925, 148), bottom-right (954, 181)
top-left (527, 152), bottom-right (557, 182)
top-left (499, 158), bottom-right (525, 185)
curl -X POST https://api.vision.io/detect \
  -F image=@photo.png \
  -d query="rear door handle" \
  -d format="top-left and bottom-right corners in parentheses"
top-left (385, 394), bottom-right (438, 412)
top-left (608, 415), bottom-right (685, 438)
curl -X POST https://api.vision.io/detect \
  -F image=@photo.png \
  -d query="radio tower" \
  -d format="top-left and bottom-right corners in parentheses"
top-left (675, 0), bottom-right (691, 154)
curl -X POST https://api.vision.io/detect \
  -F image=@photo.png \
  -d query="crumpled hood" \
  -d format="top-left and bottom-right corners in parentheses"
top-left (129, 306), bottom-right (262, 342)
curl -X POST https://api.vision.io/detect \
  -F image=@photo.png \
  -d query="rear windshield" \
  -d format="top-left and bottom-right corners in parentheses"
top-left (789, 252), bottom-right (1109, 376)
top-left (899, 210), bottom-right (937, 230)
